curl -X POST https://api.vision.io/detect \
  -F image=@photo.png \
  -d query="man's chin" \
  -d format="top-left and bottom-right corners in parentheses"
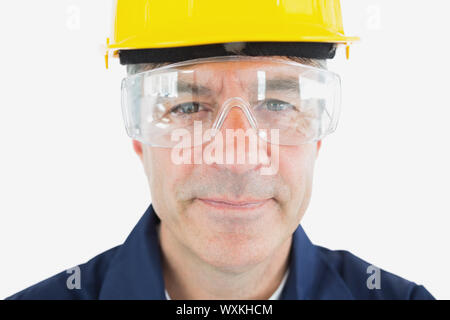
top-left (177, 197), bottom-right (284, 270)
top-left (192, 234), bottom-right (276, 272)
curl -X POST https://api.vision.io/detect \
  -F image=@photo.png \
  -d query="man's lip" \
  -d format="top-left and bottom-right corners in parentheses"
top-left (196, 198), bottom-right (271, 210)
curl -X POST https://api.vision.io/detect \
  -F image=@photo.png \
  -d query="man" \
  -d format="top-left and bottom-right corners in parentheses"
top-left (7, 0), bottom-right (434, 300)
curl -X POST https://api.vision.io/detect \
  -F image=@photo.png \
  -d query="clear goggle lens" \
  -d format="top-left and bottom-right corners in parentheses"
top-left (121, 56), bottom-right (341, 147)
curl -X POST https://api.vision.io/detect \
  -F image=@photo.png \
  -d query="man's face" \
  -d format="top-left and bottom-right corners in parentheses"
top-left (133, 57), bottom-right (321, 270)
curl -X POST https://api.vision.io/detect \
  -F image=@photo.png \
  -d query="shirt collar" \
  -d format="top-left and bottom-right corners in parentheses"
top-left (279, 221), bottom-right (354, 299)
top-left (99, 204), bottom-right (354, 300)
top-left (99, 204), bottom-right (166, 299)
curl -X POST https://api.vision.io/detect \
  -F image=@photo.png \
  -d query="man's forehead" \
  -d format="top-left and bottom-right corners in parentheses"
top-left (127, 56), bottom-right (326, 76)
top-left (177, 58), bottom-right (301, 72)
top-left (146, 62), bottom-right (304, 97)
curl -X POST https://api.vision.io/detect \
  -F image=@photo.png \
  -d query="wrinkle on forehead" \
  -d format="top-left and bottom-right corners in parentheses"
top-left (175, 60), bottom-right (304, 97)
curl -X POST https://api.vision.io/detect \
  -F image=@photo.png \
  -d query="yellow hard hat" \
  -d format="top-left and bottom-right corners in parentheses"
top-left (106, 0), bottom-right (359, 68)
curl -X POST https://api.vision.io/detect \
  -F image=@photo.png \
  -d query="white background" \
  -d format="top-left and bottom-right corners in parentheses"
top-left (0, 0), bottom-right (449, 299)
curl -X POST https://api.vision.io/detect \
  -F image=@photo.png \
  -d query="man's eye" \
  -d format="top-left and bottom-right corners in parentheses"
top-left (170, 102), bottom-right (203, 115)
top-left (260, 99), bottom-right (296, 112)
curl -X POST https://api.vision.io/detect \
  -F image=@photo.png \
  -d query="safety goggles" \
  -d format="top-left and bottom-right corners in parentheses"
top-left (121, 56), bottom-right (341, 147)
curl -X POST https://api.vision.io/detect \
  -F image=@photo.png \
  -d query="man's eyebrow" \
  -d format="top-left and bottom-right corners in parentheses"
top-left (170, 77), bottom-right (300, 96)
top-left (265, 77), bottom-right (300, 92)
top-left (177, 80), bottom-right (213, 95)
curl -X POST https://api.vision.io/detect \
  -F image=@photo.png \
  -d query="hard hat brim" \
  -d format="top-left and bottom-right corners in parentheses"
top-left (118, 42), bottom-right (340, 65)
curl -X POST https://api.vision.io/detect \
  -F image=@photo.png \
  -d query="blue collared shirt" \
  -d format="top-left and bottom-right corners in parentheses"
top-left (6, 204), bottom-right (435, 300)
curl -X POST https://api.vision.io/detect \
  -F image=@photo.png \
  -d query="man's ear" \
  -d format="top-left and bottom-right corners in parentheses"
top-left (132, 140), bottom-right (143, 161)
top-left (316, 140), bottom-right (322, 158)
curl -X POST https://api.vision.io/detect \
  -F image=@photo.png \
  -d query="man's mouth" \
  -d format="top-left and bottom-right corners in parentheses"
top-left (196, 198), bottom-right (271, 210)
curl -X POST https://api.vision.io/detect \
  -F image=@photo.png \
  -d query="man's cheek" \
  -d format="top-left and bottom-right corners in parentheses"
top-left (278, 148), bottom-right (313, 196)
top-left (151, 150), bottom-right (193, 198)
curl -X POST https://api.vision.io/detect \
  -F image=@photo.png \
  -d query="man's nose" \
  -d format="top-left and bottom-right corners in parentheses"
top-left (209, 105), bottom-right (267, 175)
top-left (219, 104), bottom-right (254, 131)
